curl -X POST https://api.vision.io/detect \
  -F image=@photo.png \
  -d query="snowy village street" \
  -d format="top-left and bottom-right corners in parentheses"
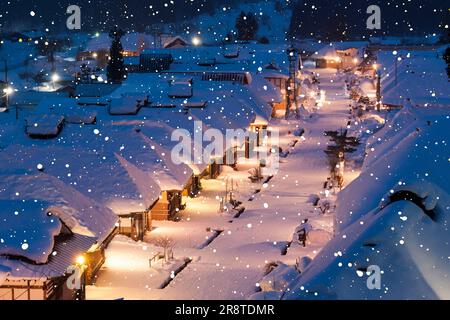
top-left (86, 68), bottom-right (354, 300)
top-left (1, 0), bottom-right (449, 304)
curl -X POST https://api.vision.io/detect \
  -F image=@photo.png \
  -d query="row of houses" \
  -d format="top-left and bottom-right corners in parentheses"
top-left (0, 67), bottom-right (282, 299)
top-left (77, 32), bottom-right (189, 62)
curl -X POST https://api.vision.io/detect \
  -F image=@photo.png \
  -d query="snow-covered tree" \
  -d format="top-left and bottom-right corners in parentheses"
top-left (235, 11), bottom-right (258, 41)
top-left (107, 27), bottom-right (126, 84)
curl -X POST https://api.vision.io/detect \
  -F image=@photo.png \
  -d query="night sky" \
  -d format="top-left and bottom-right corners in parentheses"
top-left (0, 0), bottom-right (448, 37)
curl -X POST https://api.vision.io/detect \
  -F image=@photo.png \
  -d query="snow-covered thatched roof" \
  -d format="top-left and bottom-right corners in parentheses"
top-left (378, 47), bottom-right (450, 107)
top-left (283, 106), bottom-right (450, 300)
top-left (0, 172), bottom-right (117, 281)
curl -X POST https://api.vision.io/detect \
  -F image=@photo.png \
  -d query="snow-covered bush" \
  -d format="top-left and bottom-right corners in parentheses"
top-left (259, 262), bottom-right (300, 292)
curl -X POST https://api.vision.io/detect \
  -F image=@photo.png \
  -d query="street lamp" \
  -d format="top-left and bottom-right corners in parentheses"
top-left (76, 255), bottom-right (86, 266)
top-left (2, 86), bottom-right (13, 111)
top-left (192, 36), bottom-right (202, 46)
top-left (51, 73), bottom-right (60, 89)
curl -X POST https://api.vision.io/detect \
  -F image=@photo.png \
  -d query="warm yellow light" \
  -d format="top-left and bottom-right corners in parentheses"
top-left (373, 63), bottom-right (378, 70)
top-left (192, 37), bottom-right (201, 46)
top-left (52, 73), bottom-right (60, 82)
top-left (92, 52), bottom-right (98, 58)
top-left (353, 58), bottom-right (358, 64)
top-left (3, 87), bottom-right (13, 95)
top-left (76, 255), bottom-right (86, 265)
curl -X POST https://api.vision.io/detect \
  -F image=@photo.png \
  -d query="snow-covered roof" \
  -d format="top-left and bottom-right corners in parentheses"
top-left (0, 232), bottom-right (96, 281)
top-left (75, 83), bottom-right (120, 97)
top-left (0, 172), bottom-right (118, 281)
top-left (163, 36), bottom-right (189, 49)
top-left (0, 200), bottom-right (62, 264)
top-left (378, 48), bottom-right (450, 107)
top-left (310, 42), bottom-right (367, 59)
top-left (0, 172), bottom-right (117, 243)
top-left (167, 81), bottom-right (193, 98)
top-left (25, 114), bottom-right (64, 138)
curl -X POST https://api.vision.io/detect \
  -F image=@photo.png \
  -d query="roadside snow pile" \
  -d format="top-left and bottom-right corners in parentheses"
top-left (168, 81), bottom-right (193, 99)
top-left (249, 262), bottom-right (300, 300)
top-left (33, 98), bottom-right (97, 125)
top-left (337, 105), bottom-right (449, 230)
top-left (282, 106), bottom-right (450, 300)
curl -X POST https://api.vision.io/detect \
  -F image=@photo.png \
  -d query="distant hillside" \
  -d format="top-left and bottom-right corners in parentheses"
top-left (288, 0), bottom-right (448, 40)
top-left (176, 0), bottom-right (293, 43)
top-left (0, 0), bottom-right (447, 41)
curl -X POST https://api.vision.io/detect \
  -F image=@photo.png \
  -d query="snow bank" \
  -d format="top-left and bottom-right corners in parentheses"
top-left (379, 48), bottom-right (450, 107)
top-left (337, 106), bottom-right (449, 231)
top-left (283, 106), bottom-right (450, 300)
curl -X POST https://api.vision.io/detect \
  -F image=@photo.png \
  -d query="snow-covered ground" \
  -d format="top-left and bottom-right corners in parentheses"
top-left (1, 32), bottom-right (448, 300)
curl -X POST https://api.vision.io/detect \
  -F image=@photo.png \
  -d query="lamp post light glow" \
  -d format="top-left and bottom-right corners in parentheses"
top-left (51, 73), bottom-right (60, 89)
top-left (3, 86), bottom-right (13, 96)
top-left (52, 73), bottom-right (60, 82)
top-left (192, 36), bottom-right (201, 46)
top-left (76, 255), bottom-right (86, 266)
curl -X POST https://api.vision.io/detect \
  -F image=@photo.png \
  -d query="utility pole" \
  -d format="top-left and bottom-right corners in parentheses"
top-left (5, 59), bottom-right (8, 110)
top-left (1, 59), bottom-right (9, 112)
top-left (286, 45), bottom-right (300, 119)
top-left (394, 57), bottom-right (398, 86)
top-left (376, 69), bottom-right (382, 112)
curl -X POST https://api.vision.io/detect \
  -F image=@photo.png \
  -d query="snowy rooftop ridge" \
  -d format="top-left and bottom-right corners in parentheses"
top-left (0, 200), bottom-right (62, 264)
top-left (0, 172), bottom-right (117, 244)
top-left (379, 48), bottom-right (450, 107)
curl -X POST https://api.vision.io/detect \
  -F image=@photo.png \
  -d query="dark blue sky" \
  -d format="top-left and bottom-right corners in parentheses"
top-left (0, 0), bottom-right (448, 37)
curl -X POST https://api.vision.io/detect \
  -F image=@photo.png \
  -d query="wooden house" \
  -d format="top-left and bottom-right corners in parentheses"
top-left (0, 174), bottom-right (118, 300)
top-left (163, 36), bottom-right (189, 49)
top-left (263, 72), bottom-right (290, 116)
